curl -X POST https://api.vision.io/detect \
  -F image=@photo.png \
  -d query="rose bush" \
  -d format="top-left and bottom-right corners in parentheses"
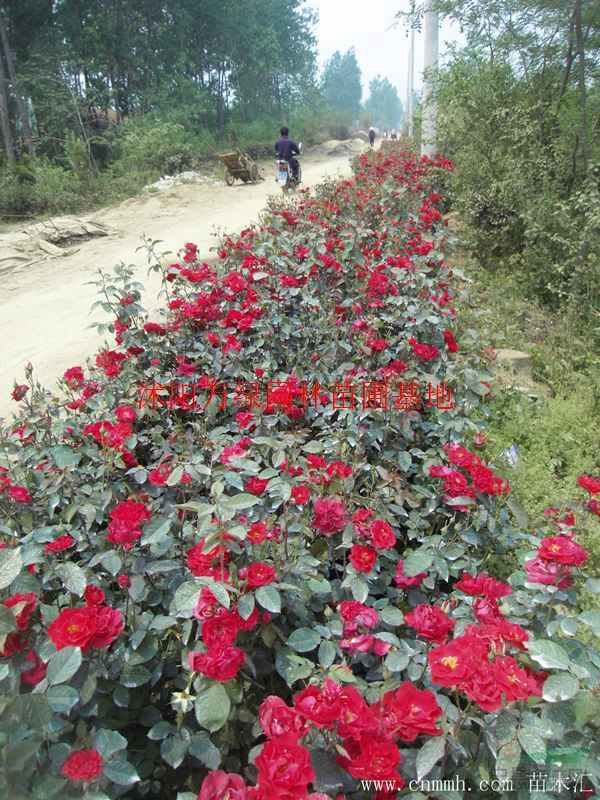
top-left (0, 149), bottom-right (599, 799)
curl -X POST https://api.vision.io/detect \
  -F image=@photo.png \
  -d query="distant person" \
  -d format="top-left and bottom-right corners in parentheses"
top-left (368, 126), bottom-right (376, 147)
top-left (275, 126), bottom-right (300, 180)
top-left (391, 129), bottom-right (398, 140)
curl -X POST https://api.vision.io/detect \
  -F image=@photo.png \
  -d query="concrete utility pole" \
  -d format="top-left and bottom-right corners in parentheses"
top-left (406, 27), bottom-right (415, 137)
top-left (421, 0), bottom-right (439, 157)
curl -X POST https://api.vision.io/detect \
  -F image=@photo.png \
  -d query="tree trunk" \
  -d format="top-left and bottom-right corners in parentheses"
top-left (0, 12), bottom-right (34, 155)
top-left (0, 27), bottom-right (14, 165)
top-left (574, 0), bottom-right (588, 174)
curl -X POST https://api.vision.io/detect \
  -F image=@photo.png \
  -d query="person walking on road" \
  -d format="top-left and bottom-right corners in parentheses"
top-left (368, 126), bottom-right (376, 147)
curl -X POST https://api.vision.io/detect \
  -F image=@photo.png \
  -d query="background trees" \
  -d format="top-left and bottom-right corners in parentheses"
top-left (320, 48), bottom-right (363, 120)
top-left (416, 0), bottom-right (600, 319)
top-left (364, 75), bottom-right (403, 129)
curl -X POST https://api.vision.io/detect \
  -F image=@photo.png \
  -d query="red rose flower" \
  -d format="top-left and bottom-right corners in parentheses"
top-left (148, 462), bottom-right (172, 486)
top-left (394, 560), bottom-right (427, 589)
top-left (443, 329), bottom-right (459, 353)
top-left (201, 610), bottom-right (240, 648)
top-left (405, 604), bottom-right (455, 643)
top-left (244, 562), bottom-right (277, 588)
top-left (368, 519), bottom-right (396, 549)
top-left (189, 644), bottom-right (245, 681)
top-left (428, 638), bottom-right (484, 688)
top-left (115, 404), bottom-right (137, 423)
top-left (454, 572), bottom-right (512, 599)
top-left (63, 366), bottom-right (84, 389)
top-left (21, 649), bottom-right (47, 686)
top-left (187, 540), bottom-right (230, 580)
top-left (337, 734), bottom-right (402, 782)
top-left (538, 535), bottom-right (588, 566)
top-left (117, 574), bottom-right (131, 588)
top-left (578, 474), bottom-right (600, 495)
top-left (107, 499), bottom-right (151, 549)
top-left (61, 749), bottom-right (104, 783)
top-left (3, 592), bottom-right (37, 630)
top-left (525, 556), bottom-right (573, 588)
top-left (8, 485), bottom-right (32, 503)
top-left (11, 384), bottom-right (29, 402)
top-left (45, 534), bottom-right (76, 554)
top-left (350, 544), bottom-right (377, 573)
top-left (291, 484), bottom-right (311, 505)
top-left (48, 605), bottom-right (123, 652)
top-left (312, 496), bottom-right (348, 536)
top-left (84, 585), bottom-right (105, 606)
top-left (408, 337), bottom-right (440, 361)
top-left (339, 600), bottom-right (379, 633)
top-left (255, 735), bottom-right (315, 796)
top-left (379, 682), bottom-right (443, 742)
top-left (258, 696), bottom-right (310, 740)
top-left (247, 521), bottom-right (268, 544)
top-left (245, 477), bottom-right (269, 495)
top-left (91, 605), bottom-right (125, 648)
top-left (198, 771), bottom-right (248, 800)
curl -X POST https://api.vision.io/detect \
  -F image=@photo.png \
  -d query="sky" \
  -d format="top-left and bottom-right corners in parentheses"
top-left (305, 0), bottom-right (464, 105)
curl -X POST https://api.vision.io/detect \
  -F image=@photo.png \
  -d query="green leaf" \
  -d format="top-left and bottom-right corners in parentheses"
top-left (55, 563), bottom-right (86, 596)
top-left (349, 575), bottom-right (368, 603)
top-left (542, 673), bottom-right (580, 703)
top-left (380, 606), bottom-right (404, 626)
top-left (496, 741), bottom-right (521, 780)
top-left (195, 684), bottom-right (231, 733)
top-left (46, 647), bottom-right (82, 686)
top-left (0, 547), bottom-right (22, 589)
top-left (0, 605), bottom-right (17, 635)
top-left (50, 446), bottom-right (81, 468)
top-left (384, 649), bottom-right (410, 672)
top-left (579, 611), bottom-right (600, 636)
top-left (120, 665), bottom-right (152, 687)
top-left (220, 493), bottom-right (262, 512)
top-left (94, 729), bottom-right (128, 758)
top-left (47, 685), bottom-right (79, 714)
top-left (416, 735), bottom-right (446, 781)
top-left (403, 549), bottom-right (433, 577)
top-left (287, 627), bottom-right (321, 653)
top-left (256, 585), bottom-right (281, 613)
top-left (205, 580), bottom-right (230, 609)
top-left (189, 733), bottom-right (221, 770)
top-left (518, 727), bottom-right (546, 764)
top-left (276, 650), bottom-right (314, 685)
top-left (141, 516), bottom-right (172, 545)
top-left (318, 640), bottom-right (336, 669)
top-left (161, 734), bottom-right (189, 768)
top-left (103, 759), bottom-right (140, 786)
top-left (525, 640), bottom-right (570, 670)
top-left (237, 593), bottom-right (255, 620)
top-left (173, 580), bottom-right (201, 615)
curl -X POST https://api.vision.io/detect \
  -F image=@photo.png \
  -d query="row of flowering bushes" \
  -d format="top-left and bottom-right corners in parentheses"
top-left (1, 149), bottom-right (599, 800)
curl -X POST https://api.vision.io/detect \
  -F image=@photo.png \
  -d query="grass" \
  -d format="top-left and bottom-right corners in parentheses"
top-left (456, 251), bottom-right (600, 615)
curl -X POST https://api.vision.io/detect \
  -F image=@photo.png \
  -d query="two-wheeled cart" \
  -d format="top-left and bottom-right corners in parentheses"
top-left (217, 150), bottom-right (262, 186)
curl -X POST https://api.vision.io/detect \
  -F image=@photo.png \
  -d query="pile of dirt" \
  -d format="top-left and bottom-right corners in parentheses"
top-left (144, 171), bottom-right (220, 192)
top-left (312, 138), bottom-right (367, 158)
top-left (0, 217), bottom-right (114, 274)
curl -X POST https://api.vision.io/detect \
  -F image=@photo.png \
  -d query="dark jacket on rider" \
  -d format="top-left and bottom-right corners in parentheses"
top-left (275, 136), bottom-right (300, 162)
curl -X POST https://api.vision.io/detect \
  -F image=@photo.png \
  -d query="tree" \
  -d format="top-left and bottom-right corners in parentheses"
top-left (321, 47), bottom-right (362, 118)
top-left (365, 75), bottom-right (403, 129)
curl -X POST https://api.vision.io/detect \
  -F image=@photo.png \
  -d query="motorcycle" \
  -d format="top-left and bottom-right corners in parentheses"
top-left (276, 142), bottom-right (302, 192)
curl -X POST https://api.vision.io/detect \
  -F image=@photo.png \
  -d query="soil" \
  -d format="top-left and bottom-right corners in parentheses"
top-left (0, 150), bottom-right (357, 420)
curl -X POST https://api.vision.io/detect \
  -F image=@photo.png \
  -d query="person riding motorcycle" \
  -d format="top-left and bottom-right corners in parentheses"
top-left (275, 126), bottom-right (300, 181)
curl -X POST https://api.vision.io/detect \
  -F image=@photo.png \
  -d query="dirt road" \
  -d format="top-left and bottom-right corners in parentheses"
top-left (0, 152), bottom-right (355, 420)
